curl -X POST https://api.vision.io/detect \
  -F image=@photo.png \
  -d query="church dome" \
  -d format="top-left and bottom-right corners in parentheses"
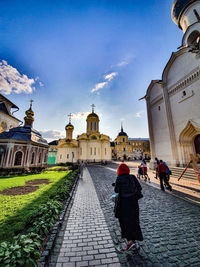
top-left (65, 122), bottom-right (74, 130)
top-left (118, 131), bottom-right (128, 137)
top-left (118, 124), bottom-right (128, 137)
top-left (171, 0), bottom-right (195, 27)
top-left (87, 112), bottom-right (99, 120)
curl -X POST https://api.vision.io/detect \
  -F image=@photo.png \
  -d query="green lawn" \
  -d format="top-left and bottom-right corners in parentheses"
top-left (0, 171), bottom-right (71, 242)
top-left (46, 166), bottom-right (68, 170)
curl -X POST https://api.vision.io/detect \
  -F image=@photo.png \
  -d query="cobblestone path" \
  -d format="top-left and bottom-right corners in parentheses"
top-left (88, 165), bottom-right (200, 267)
top-left (55, 168), bottom-right (120, 267)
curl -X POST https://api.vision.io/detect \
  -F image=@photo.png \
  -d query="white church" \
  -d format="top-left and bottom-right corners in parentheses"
top-left (56, 105), bottom-right (111, 163)
top-left (144, 0), bottom-right (200, 168)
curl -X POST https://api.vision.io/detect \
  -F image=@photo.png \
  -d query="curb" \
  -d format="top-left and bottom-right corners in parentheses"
top-left (39, 174), bottom-right (80, 267)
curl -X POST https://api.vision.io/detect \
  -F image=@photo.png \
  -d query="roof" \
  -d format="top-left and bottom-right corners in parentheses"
top-left (0, 94), bottom-right (19, 109)
top-left (171, 0), bottom-right (195, 28)
top-left (48, 140), bottom-right (58, 146)
top-left (0, 125), bottom-right (48, 146)
top-left (118, 131), bottom-right (128, 137)
top-left (87, 112), bottom-right (99, 119)
top-left (128, 138), bottom-right (149, 141)
top-left (0, 103), bottom-right (9, 115)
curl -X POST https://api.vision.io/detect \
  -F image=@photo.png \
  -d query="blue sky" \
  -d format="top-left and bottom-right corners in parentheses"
top-left (0, 0), bottom-right (182, 141)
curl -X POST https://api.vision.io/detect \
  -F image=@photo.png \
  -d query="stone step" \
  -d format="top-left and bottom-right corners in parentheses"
top-left (169, 166), bottom-right (197, 181)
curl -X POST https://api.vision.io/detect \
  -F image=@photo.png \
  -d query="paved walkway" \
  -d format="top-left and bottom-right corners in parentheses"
top-left (55, 168), bottom-right (120, 267)
top-left (88, 164), bottom-right (200, 267)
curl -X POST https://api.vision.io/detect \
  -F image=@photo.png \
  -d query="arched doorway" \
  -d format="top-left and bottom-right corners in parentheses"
top-left (194, 135), bottom-right (200, 154)
top-left (179, 120), bottom-right (200, 165)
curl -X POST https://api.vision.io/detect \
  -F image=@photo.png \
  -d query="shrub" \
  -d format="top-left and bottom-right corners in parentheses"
top-left (0, 170), bottom-right (78, 266)
top-left (0, 233), bottom-right (42, 267)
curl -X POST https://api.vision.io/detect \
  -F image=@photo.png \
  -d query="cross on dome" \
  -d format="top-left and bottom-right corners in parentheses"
top-left (68, 113), bottom-right (72, 123)
top-left (91, 104), bottom-right (95, 113)
top-left (30, 99), bottom-right (34, 108)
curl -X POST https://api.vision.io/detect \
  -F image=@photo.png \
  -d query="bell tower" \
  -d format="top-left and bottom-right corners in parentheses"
top-left (65, 113), bottom-right (74, 140)
top-left (86, 104), bottom-right (100, 134)
top-left (24, 100), bottom-right (34, 127)
top-left (172, 0), bottom-right (200, 47)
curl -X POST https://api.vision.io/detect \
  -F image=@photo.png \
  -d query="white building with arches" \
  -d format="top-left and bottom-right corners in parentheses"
top-left (143, 0), bottom-right (200, 168)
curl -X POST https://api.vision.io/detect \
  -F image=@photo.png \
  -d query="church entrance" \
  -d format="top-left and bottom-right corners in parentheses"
top-left (194, 134), bottom-right (200, 154)
top-left (123, 154), bottom-right (127, 160)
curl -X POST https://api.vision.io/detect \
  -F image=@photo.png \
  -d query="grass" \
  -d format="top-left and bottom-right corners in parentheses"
top-left (46, 166), bottom-right (68, 170)
top-left (0, 170), bottom-right (72, 242)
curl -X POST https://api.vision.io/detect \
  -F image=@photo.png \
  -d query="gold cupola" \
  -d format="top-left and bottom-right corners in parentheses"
top-left (86, 104), bottom-right (99, 134)
top-left (24, 100), bottom-right (34, 127)
top-left (65, 113), bottom-right (74, 140)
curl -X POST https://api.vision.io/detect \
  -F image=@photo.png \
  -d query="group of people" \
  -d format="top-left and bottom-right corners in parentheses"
top-left (155, 157), bottom-right (172, 191)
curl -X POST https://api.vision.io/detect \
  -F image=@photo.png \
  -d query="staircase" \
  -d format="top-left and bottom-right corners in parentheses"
top-left (169, 166), bottom-right (197, 181)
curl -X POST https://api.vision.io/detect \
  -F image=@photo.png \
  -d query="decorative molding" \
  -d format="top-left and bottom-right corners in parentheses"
top-left (178, 90), bottom-right (194, 103)
top-left (168, 66), bottom-right (200, 97)
top-left (150, 94), bottom-right (163, 107)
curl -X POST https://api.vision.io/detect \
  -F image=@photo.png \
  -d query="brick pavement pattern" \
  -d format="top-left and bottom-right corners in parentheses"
top-left (88, 164), bottom-right (200, 267)
top-left (56, 167), bottom-right (120, 267)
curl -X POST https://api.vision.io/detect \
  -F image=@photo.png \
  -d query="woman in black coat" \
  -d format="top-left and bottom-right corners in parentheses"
top-left (114, 163), bottom-right (143, 250)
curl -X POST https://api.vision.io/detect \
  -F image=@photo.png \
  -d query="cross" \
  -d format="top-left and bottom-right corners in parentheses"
top-left (68, 113), bottom-right (72, 123)
top-left (30, 99), bottom-right (34, 108)
top-left (91, 104), bottom-right (95, 113)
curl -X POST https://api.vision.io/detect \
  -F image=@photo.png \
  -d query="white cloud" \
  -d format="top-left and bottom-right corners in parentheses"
top-left (39, 81), bottom-right (44, 87)
top-left (116, 61), bottom-right (128, 67)
top-left (135, 111), bottom-right (145, 118)
top-left (90, 71), bottom-right (118, 94)
top-left (39, 129), bottom-right (65, 139)
top-left (90, 81), bottom-right (108, 93)
top-left (104, 72), bottom-right (118, 81)
top-left (0, 60), bottom-right (36, 95)
top-left (72, 111), bottom-right (90, 120)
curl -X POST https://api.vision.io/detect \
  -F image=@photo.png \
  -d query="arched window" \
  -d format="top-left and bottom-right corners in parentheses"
top-left (14, 151), bottom-right (23, 166)
top-left (31, 152), bottom-right (35, 164)
top-left (38, 153), bottom-right (42, 163)
top-left (91, 122), bottom-right (92, 130)
top-left (94, 122), bottom-right (96, 131)
top-left (187, 30), bottom-right (200, 47)
top-left (105, 148), bottom-right (106, 155)
top-left (90, 147), bottom-right (92, 155)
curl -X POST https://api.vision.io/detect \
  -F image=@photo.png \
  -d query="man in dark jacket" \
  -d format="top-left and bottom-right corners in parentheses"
top-left (158, 160), bottom-right (172, 191)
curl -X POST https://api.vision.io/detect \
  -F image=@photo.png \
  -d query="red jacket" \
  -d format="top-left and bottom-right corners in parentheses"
top-left (158, 163), bottom-right (167, 176)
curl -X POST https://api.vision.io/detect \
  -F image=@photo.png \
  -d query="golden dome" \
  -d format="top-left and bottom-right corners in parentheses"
top-left (65, 122), bottom-right (74, 130)
top-left (87, 112), bottom-right (99, 120)
top-left (24, 102), bottom-right (34, 126)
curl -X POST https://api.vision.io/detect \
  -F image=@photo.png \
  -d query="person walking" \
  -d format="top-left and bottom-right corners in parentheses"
top-left (158, 160), bottom-right (172, 191)
top-left (141, 159), bottom-right (150, 182)
top-left (114, 163), bottom-right (143, 251)
top-left (155, 157), bottom-right (160, 179)
top-left (79, 161), bottom-right (85, 178)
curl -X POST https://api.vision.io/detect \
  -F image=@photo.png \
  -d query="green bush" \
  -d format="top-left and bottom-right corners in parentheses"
top-left (0, 233), bottom-right (42, 267)
top-left (0, 170), bottom-right (78, 266)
